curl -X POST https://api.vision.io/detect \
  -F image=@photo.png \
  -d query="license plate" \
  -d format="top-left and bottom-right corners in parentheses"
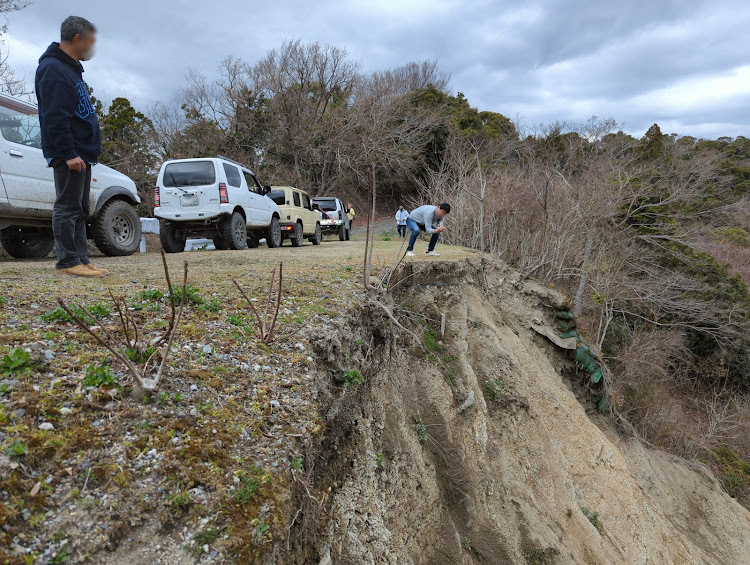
top-left (181, 194), bottom-right (199, 206)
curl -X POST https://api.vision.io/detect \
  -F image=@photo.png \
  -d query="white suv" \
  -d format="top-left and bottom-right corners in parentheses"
top-left (154, 156), bottom-right (282, 252)
top-left (0, 93), bottom-right (142, 258)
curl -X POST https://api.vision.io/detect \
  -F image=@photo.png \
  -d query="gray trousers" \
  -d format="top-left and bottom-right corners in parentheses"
top-left (51, 159), bottom-right (91, 269)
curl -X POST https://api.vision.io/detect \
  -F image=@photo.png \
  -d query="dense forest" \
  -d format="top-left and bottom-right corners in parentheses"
top-left (23, 37), bottom-right (750, 508)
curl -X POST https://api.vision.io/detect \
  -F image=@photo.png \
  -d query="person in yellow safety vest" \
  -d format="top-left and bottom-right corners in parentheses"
top-left (346, 203), bottom-right (355, 229)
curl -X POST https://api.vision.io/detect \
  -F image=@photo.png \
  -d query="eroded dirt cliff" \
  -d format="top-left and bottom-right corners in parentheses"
top-left (297, 257), bottom-right (750, 565)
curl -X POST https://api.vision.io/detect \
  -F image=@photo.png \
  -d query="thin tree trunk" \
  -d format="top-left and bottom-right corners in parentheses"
top-left (573, 226), bottom-right (594, 317)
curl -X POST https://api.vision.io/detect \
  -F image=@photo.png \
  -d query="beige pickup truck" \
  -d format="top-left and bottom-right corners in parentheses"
top-left (267, 186), bottom-right (322, 246)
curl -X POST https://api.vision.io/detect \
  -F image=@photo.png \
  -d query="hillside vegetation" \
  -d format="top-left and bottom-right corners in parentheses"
top-left (90, 38), bottom-right (750, 507)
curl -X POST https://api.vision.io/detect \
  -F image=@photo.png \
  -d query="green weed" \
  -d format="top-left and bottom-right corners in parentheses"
top-left (171, 284), bottom-right (203, 306)
top-left (6, 439), bottom-right (29, 459)
top-left (424, 327), bottom-right (443, 352)
top-left (82, 365), bottom-right (118, 389)
top-left (125, 345), bottom-right (157, 364)
top-left (1, 347), bottom-right (32, 375)
top-left (485, 379), bottom-right (507, 401)
top-left (42, 303), bottom-right (111, 324)
top-left (343, 369), bottom-right (364, 387)
top-left (234, 465), bottom-right (268, 503)
top-left (413, 416), bottom-right (428, 442)
top-left (581, 507), bottom-right (603, 533)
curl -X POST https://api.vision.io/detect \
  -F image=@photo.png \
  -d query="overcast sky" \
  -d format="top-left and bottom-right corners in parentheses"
top-left (4, 0), bottom-right (749, 139)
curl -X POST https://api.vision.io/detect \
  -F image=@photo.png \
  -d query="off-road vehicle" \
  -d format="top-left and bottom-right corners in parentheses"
top-left (153, 156), bottom-right (282, 252)
top-left (312, 196), bottom-right (351, 241)
top-left (268, 186), bottom-right (322, 246)
top-left (0, 93), bottom-right (142, 258)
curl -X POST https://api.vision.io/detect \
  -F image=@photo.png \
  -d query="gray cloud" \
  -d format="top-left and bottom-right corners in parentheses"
top-left (5, 0), bottom-right (749, 138)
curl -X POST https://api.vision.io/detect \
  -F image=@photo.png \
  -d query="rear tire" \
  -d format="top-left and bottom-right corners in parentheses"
top-left (310, 223), bottom-right (322, 245)
top-left (213, 237), bottom-right (229, 250)
top-left (291, 223), bottom-right (304, 247)
top-left (0, 227), bottom-right (55, 259)
top-left (159, 221), bottom-right (186, 253)
top-left (338, 225), bottom-right (346, 241)
top-left (266, 217), bottom-right (282, 248)
top-left (221, 211), bottom-right (247, 250)
top-left (92, 199), bottom-right (141, 256)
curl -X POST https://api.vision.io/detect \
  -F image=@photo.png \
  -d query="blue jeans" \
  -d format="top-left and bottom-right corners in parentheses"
top-left (406, 217), bottom-right (439, 252)
top-left (51, 159), bottom-right (92, 269)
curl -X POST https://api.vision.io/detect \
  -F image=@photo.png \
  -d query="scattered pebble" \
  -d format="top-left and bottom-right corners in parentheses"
top-left (190, 384), bottom-right (198, 392)
top-left (202, 345), bottom-right (212, 354)
top-left (38, 422), bottom-right (54, 431)
top-left (60, 407), bottom-right (73, 416)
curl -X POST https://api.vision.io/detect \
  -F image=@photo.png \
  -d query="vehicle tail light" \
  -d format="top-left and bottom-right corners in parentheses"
top-left (219, 183), bottom-right (228, 203)
top-left (283, 225), bottom-right (293, 231)
top-left (154, 187), bottom-right (160, 207)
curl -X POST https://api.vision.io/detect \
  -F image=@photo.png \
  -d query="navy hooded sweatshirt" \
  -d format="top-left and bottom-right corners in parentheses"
top-left (34, 42), bottom-right (101, 164)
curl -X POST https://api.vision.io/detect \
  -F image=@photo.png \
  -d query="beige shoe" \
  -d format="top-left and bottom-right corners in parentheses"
top-left (57, 264), bottom-right (106, 278)
top-left (84, 263), bottom-right (109, 276)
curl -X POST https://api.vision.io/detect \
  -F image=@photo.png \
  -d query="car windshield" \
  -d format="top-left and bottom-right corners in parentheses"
top-left (269, 190), bottom-right (286, 206)
top-left (163, 161), bottom-right (216, 187)
top-left (0, 105), bottom-right (41, 149)
top-left (313, 199), bottom-right (337, 212)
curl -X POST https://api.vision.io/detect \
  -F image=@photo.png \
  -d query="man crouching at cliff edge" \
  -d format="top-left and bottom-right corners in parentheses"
top-left (406, 203), bottom-right (451, 257)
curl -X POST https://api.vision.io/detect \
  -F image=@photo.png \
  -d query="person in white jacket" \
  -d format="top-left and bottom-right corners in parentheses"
top-left (395, 206), bottom-right (409, 238)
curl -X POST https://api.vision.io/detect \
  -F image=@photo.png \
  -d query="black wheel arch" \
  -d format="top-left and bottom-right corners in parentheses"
top-left (93, 186), bottom-right (141, 217)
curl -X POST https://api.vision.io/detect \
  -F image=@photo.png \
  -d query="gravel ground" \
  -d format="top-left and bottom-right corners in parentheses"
top-left (0, 229), bottom-right (474, 564)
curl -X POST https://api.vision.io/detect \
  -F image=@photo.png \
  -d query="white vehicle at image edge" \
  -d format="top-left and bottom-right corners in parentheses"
top-left (153, 156), bottom-right (282, 253)
top-left (0, 93), bottom-right (142, 258)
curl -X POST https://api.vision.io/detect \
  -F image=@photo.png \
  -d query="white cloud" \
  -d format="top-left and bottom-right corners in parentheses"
top-left (2, 0), bottom-right (749, 138)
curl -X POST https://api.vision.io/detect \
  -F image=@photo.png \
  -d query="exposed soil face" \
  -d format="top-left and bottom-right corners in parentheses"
top-left (297, 257), bottom-right (750, 565)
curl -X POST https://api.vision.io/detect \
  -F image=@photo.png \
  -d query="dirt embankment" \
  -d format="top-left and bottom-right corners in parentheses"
top-left (294, 257), bottom-right (750, 565)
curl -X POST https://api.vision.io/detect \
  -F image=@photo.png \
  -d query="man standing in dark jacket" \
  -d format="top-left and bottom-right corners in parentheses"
top-left (35, 16), bottom-right (108, 277)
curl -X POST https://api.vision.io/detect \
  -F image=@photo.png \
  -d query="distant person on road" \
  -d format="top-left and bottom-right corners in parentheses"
top-left (395, 205), bottom-right (408, 238)
top-left (346, 203), bottom-right (355, 229)
top-left (35, 16), bottom-right (107, 278)
top-left (406, 203), bottom-right (451, 257)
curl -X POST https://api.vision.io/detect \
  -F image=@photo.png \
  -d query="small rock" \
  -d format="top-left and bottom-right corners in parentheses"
top-left (202, 345), bottom-right (212, 354)
top-left (189, 407), bottom-right (199, 417)
top-left (91, 420), bottom-right (102, 427)
top-left (203, 544), bottom-right (210, 554)
top-left (295, 342), bottom-right (305, 351)
top-left (38, 422), bottom-right (54, 431)
top-left (1, 380), bottom-right (19, 392)
top-left (210, 550), bottom-right (218, 559)
top-left (44, 350), bottom-right (55, 361)
top-left (11, 408), bottom-right (26, 421)
top-left (270, 400), bottom-right (281, 410)
top-left (60, 407), bottom-right (73, 416)
top-left (190, 384), bottom-right (198, 392)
